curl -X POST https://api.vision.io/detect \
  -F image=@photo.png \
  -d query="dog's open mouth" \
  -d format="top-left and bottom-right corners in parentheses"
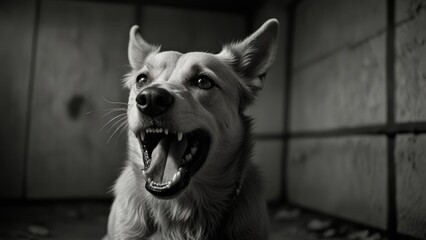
top-left (137, 127), bottom-right (210, 198)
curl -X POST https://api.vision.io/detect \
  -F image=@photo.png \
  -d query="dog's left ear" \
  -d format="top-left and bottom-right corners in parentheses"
top-left (222, 19), bottom-right (279, 93)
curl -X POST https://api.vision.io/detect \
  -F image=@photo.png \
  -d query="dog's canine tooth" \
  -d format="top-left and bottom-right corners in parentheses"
top-left (191, 147), bottom-right (197, 155)
top-left (164, 129), bottom-right (169, 135)
top-left (159, 128), bottom-right (163, 133)
top-left (142, 170), bottom-right (147, 178)
top-left (147, 177), bottom-right (152, 183)
top-left (173, 171), bottom-right (181, 183)
top-left (177, 132), bottom-right (183, 141)
top-left (140, 132), bottom-right (145, 141)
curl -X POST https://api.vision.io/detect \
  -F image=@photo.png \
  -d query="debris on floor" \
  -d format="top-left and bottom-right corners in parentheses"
top-left (269, 205), bottom-right (387, 240)
top-left (0, 202), bottom-right (387, 240)
top-left (28, 224), bottom-right (50, 237)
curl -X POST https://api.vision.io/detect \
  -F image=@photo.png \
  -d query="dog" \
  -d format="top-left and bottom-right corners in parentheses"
top-left (105, 18), bottom-right (279, 240)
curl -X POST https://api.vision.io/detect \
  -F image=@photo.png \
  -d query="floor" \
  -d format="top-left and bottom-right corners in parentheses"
top-left (0, 201), bottom-right (387, 240)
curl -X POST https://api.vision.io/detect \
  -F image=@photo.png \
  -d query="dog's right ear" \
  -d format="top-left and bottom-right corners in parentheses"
top-left (128, 25), bottom-right (160, 69)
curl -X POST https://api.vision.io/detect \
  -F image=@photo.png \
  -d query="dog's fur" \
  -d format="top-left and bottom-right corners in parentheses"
top-left (105, 19), bottom-right (279, 240)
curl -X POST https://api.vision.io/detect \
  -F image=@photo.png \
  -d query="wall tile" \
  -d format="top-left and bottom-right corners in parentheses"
top-left (253, 139), bottom-right (282, 201)
top-left (288, 136), bottom-right (387, 229)
top-left (290, 34), bottom-right (386, 131)
top-left (293, 0), bottom-right (386, 68)
top-left (395, 9), bottom-right (426, 122)
top-left (396, 134), bottom-right (426, 238)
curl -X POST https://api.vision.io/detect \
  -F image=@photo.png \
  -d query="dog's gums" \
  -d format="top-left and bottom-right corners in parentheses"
top-left (137, 128), bottom-right (210, 198)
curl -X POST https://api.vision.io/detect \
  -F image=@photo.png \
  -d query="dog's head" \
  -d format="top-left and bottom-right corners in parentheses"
top-left (124, 19), bottom-right (278, 198)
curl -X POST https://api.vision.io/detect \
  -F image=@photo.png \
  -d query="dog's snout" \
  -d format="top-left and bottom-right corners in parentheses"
top-left (136, 88), bottom-right (174, 117)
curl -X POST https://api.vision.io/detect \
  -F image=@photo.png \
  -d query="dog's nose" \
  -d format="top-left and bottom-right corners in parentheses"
top-left (136, 87), bottom-right (174, 117)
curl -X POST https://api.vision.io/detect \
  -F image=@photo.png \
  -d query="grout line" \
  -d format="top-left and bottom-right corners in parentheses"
top-left (386, 0), bottom-right (397, 238)
top-left (281, 1), bottom-right (297, 202)
top-left (387, 136), bottom-right (397, 238)
top-left (23, 0), bottom-right (42, 199)
top-left (287, 122), bottom-right (426, 138)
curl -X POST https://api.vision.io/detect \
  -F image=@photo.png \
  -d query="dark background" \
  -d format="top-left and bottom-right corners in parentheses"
top-left (1, 0), bottom-right (426, 239)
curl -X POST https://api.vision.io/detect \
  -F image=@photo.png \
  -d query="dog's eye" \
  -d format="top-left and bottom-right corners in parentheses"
top-left (136, 73), bottom-right (148, 83)
top-left (196, 76), bottom-right (213, 90)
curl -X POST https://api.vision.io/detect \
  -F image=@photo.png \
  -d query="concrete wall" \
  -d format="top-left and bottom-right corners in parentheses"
top-left (287, 0), bottom-right (426, 237)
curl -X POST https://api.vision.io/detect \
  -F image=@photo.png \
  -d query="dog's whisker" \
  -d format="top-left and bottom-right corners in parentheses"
top-left (115, 121), bottom-right (129, 146)
top-left (101, 109), bottom-right (127, 119)
top-left (98, 113), bottom-right (127, 133)
top-left (85, 108), bottom-right (126, 117)
top-left (107, 115), bottom-right (127, 133)
top-left (108, 119), bottom-right (128, 144)
top-left (102, 97), bottom-right (128, 106)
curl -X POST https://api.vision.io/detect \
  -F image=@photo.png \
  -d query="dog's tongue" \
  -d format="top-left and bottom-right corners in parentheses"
top-left (147, 136), bottom-right (187, 183)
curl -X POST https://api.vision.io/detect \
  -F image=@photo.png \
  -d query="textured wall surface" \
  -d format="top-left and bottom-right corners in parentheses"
top-left (27, 0), bottom-right (132, 198)
top-left (290, 34), bottom-right (386, 131)
top-left (288, 0), bottom-right (426, 236)
top-left (288, 137), bottom-right (387, 229)
top-left (0, 0), bottom-right (35, 198)
top-left (396, 134), bottom-right (426, 239)
top-left (253, 140), bottom-right (282, 200)
top-left (293, 0), bottom-right (386, 68)
top-left (395, 2), bottom-right (426, 122)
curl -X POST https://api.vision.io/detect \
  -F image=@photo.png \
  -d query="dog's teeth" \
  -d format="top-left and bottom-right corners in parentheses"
top-left (142, 170), bottom-right (147, 178)
top-left (146, 128), bottom-right (150, 133)
top-left (140, 132), bottom-right (145, 141)
top-left (165, 129), bottom-right (169, 135)
top-left (172, 171), bottom-right (181, 184)
top-left (191, 147), bottom-right (197, 155)
top-left (159, 128), bottom-right (163, 133)
top-left (177, 132), bottom-right (183, 141)
top-left (185, 153), bottom-right (192, 161)
top-left (147, 177), bottom-right (152, 183)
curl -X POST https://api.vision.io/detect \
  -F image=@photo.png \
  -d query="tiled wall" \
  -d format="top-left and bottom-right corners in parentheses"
top-left (286, 0), bottom-right (426, 238)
